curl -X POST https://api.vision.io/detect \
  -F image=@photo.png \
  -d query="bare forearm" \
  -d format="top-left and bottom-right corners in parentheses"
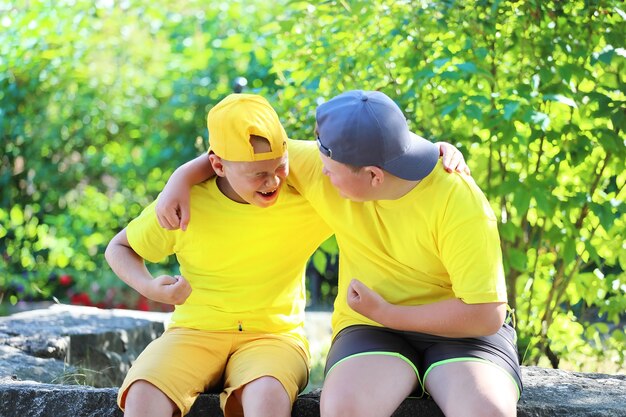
top-left (374, 298), bottom-right (506, 338)
top-left (170, 153), bottom-right (215, 186)
top-left (104, 231), bottom-right (153, 296)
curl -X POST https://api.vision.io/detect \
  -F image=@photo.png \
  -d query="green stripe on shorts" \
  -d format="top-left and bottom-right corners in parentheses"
top-left (423, 357), bottom-right (521, 399)
top-left (326, 351), bottom-right (425, 398)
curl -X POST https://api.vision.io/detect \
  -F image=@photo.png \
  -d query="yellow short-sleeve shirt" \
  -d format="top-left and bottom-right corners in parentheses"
top-left (287, 139), bottom-right (507, 337)
top-left (126, 176), bottom-right (332, 351)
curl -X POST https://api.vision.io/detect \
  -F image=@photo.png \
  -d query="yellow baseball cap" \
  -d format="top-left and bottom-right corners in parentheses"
top-left (207, 94), bottom-right (288, 161)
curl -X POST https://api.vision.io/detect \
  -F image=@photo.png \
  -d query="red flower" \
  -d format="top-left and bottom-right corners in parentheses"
top-left (70, 292), bottom-right (92, 306)
top-left (136, 296), bottom-right (150, 311)
top-left (59, 274), bottom-right (73, 286)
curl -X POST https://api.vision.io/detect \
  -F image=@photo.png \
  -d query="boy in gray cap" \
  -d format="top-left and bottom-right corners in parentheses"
top-left (299, 90), bottom-right (521, 417)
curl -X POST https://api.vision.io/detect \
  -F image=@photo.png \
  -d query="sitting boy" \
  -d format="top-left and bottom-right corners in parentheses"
top-left (105, 94), bottom-right (332, 417)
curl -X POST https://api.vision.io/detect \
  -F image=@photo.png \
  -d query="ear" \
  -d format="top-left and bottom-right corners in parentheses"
top-left (209, 153), bottom-right (226, 177)
top-left (364, 166), bottom-right (385, 187)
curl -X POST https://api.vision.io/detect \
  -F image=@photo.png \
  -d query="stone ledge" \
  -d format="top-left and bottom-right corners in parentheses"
top-left (1, 367), bottom-right (625, 417)
top-left (1, 305), bottom-right (625, 416)
top-left (0, 305), bottom-right (169, 387)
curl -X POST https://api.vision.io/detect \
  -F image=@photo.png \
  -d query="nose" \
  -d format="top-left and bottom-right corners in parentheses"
top-left (266, 175), bottom-right (280, 188)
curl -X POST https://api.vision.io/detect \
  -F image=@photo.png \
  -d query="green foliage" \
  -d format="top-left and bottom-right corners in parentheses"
top-left (270, 0), bottom-right (625, 370)
top-left (1, 0), bottom-right (281, 305)
top-left (1, 0), bottom-right (624, 372)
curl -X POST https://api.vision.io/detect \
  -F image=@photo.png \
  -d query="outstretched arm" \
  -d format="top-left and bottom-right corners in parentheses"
top-left (347, 278), bottom-right (505, 338)
top-left (156, 154), bottom-right (215, 231)
top-left (104, 229), bottom-right (192, 305)
top-left (155, 141), bottom-right (469, 231)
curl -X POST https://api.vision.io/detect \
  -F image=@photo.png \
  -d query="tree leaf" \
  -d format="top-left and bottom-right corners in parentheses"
top-left (543, 94), bottom-right (578, 108)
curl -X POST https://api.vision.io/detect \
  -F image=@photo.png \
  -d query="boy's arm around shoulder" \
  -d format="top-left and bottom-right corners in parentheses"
top-left (156, 153), bottom-right (214, 231)
top-left (104, 229), bottom-right (191, 305)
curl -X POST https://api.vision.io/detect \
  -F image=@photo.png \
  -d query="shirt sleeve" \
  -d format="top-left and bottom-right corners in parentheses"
top-left (285, 138), bottom-right (322, 198)
top-left (437, 176), bottom-right (508, 304)
top-left (126, 199), bottom-right (176, 263)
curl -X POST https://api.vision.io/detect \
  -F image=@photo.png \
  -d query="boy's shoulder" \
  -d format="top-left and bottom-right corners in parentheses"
top-left (428, 163), bottom-right (483, 196)
top-left (287, 138), bottom-right (317, 155)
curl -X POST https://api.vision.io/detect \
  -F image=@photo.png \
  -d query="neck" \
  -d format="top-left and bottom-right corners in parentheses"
top-left (216, 176), bottom-right (247, 203)
top-left (378, 175), bottom-right (420, 200)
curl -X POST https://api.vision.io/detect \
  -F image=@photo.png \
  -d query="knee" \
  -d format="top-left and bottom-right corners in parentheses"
top-left (320, 389), bottom-right (362, 417)
top-left (481, 398), bottom-right (517, 417)
top-left (124, 380), bottom-right (176, 414)
top-left (461, 397), bottom-right (516, 417)
top-left (241, 376), bottom-right (291, 409)
top-left (246, 376), bottom-right (288, 398)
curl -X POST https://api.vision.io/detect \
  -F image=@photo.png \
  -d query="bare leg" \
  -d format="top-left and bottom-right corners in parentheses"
top-left (425, 361), bottom-right (518, 417)
top-left (320, 355), bottom-right (418, 417)
top-left (123, 380), bottom-right (178, 417)
top-left (232, 376), bottom-right (291, 417)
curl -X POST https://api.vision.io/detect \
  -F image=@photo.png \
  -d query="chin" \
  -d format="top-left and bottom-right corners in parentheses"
top-left (254, 195), bottom-right (279, 208)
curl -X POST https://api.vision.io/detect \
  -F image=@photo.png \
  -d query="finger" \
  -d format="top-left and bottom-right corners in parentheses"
top-left (156, 213), bottom-right (166, 228)
top-left (179, 205), bottom-right (191, 232)
top-left (159, 209), bottom-right (179, 230)
top-left (159, 275), bottom-right (179, 285)
top-left (175, 276), bottom-right (193, 293)
top-left (156, 210), bottom-right (173, 229)
top-left (170, 275), bottom-right (185, 286)
top-left (165, 209), bottom-right (182, 230)
top-left (348, 285), bottom-right (359, 298)
top-left (177, 275), bottom-right (190, 283)
top-left (450, 153), bottom-right (463, 173)
top-left (441, 153), bottom-right (454, 173)
top-left (351, 278), bottom-right (366, 290)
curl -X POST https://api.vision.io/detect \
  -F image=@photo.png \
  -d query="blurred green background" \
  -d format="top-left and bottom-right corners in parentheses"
top-left (1, 0), bottom-right (624, 373)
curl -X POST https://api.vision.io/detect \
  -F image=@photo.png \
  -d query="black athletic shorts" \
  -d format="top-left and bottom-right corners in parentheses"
top-left (324, 322), bottom-right (522, 398)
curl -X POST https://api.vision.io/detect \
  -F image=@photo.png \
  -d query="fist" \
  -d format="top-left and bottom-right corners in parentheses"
top-left (149, 275), bottom-right (192, 305)
top-left (347, 278), bottom-right (386, 321)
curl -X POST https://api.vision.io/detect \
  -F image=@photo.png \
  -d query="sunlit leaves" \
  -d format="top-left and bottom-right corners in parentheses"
top-left (1, 0), bottom-right (624, 371)
top-left (270, 0), bottom-right (625, 371)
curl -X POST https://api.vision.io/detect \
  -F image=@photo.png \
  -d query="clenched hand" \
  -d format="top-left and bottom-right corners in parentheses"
top-left (347, 278), bottom-right (388, 322)
top-left (145, 274), bottom-right (192, 305)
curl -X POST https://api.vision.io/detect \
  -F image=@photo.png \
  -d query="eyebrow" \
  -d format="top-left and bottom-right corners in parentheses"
top-left (254, 163), bottom-right (286, 175)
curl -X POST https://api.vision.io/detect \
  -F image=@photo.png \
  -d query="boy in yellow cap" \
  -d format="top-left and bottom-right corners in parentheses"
top-left (105, 94), bottom-right (333, 417)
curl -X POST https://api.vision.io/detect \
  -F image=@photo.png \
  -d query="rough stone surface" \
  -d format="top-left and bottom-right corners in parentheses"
top-left (1, 305), bottom-right (625, 416)
top-left (517, 367), bottom-right (626, 416)
top-left (0, 345), bottom-right (77, 385)
top-left (0, 305), bottom-right (168, 387)
top-left (2, 367), bottom-right (626, 417)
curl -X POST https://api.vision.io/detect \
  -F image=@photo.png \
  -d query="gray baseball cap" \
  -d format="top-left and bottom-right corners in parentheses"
top-left (316, 90), bottom-right (439, 181)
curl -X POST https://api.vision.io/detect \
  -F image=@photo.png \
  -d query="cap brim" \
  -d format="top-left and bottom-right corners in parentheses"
top-left (381, 133), bottom-right (439, 181)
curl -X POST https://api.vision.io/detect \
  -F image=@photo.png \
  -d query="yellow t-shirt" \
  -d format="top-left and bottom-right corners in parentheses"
top-left (126, 176), bottom-right (332, 351)
top-left (287, 139), bottom-right (507, 337)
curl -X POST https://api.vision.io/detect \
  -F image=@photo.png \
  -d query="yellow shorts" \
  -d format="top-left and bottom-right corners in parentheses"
top-left (118, 327), bottom-right (309, 417)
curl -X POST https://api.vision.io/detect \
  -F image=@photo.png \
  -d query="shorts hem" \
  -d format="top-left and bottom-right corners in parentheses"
top-left (423, 357), bottom-right (521, 399)
top-left (118, 376), bottom-right (188, 415)
top-left (326, 351), bottom-right (425, 398)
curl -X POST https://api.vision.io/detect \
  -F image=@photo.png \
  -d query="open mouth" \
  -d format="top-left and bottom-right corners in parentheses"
top-left (258, 189), bottom-right (278, 198)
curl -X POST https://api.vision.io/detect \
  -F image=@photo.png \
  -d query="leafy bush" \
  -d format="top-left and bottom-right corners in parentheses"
top-left (1, 0), bottom-right (624, 371)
